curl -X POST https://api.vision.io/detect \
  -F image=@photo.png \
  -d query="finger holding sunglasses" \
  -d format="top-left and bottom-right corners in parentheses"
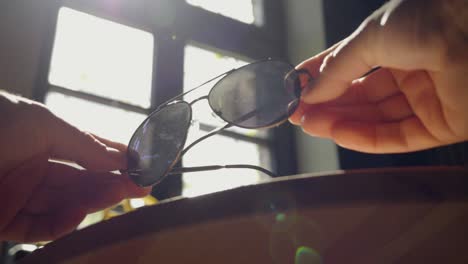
top-left (0, 153), bottom-right (149, 242)
top-left (291, 0), bottom-right (468, 153)
top-left (288, 42), bottom-right (342, 125)
top-left (0, 91), bottom-right (149, 242)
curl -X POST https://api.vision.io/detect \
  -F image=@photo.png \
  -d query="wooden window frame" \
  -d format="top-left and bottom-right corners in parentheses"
top-left (34, 0), bottom-right (297, 199)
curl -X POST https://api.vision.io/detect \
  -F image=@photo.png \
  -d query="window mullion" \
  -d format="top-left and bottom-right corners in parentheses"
top-left (174, 3), bottom-right (282, 60)
top-left (49, 85), bottom-right (149, 115)
top-left (33, 3), bottom-right (60, 103)
top-left (151, 32), bottom-right (185, 108)
top-left (62, 0), bottom-right (151, 32)
top-left (150, 30), bottom-right (185, 199)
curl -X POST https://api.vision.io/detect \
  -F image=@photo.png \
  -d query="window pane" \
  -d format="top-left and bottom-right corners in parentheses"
top-left (184, 44), bottom-right (248, 125)
top-left (49, 7), bottom-right (154, 108)
top-left (182, 134), bottom-right (270, 197)
top-left (45, 92), bottom-right (146, 144)
top-left (183, 45), bottom-right (273, 197)
top-left (184, 45), bottom-right (248, 91)
top-left (184, 45), bottom-right (268, 139)
top-left (187, 0), bottom-right (255, 24)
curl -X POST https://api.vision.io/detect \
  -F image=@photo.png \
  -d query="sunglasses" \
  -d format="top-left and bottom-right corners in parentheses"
top-left (123, 59), bottom-right (312, 187)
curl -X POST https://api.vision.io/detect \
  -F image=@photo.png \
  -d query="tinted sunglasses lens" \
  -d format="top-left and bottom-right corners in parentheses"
top-left (127, 101), bottom-right (191, 187)
top-left (208, 60), bottom-right (300, 128)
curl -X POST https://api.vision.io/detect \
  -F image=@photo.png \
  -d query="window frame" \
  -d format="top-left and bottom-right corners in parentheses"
top-left (33, 0), bottom-right (297, 199)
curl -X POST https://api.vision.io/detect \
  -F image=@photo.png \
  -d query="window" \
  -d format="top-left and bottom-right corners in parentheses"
top-left (45, 92), bottom-right (145, 144)
top-left (186, 0), bottom-right (256, 24)
top-left (183, 45), bottom-right (266, 137)
top-left (46, 7), bottom-right (153, 145)
top-left (37, 0), bottom-right (293, 201)
top-left (183, 45), bottom-right (249, 128)
top-left (49, 7), bottom-right (154, 109)
top-left (182, 44), bottom-right (271, 197)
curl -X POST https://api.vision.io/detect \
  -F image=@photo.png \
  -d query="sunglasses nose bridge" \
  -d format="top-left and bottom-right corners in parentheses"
top-left (188, 95), bottom-right (209, 106)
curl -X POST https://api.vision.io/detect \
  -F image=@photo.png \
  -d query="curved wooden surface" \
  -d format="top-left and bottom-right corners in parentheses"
top-left (21, 167), bottom-right (468, 263)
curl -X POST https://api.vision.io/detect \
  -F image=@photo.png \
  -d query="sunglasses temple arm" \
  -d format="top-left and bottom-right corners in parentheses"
top-left (121, 110), bottom-right (264, 176)
top-left (169, 164), bottom-right (277, 178)
top-left (179, 107), bottom-right (261, 158)
top-left (122, 107), bottom-right (282, 179)
top-left (180, 123), bottom-right (232, 157)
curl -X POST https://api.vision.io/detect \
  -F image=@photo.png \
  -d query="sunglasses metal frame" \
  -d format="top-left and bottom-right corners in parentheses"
top-left (124, 59), bottom-right (313, 187)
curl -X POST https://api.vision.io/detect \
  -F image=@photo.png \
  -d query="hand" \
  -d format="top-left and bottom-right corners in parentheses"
top-left (290, 0), bottom-right (468, 153)
top-left (0, 92), bottom-right (150, 242)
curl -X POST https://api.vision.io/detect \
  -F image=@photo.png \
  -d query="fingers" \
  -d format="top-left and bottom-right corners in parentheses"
top-left (376, 94), bottom-right (413, 121)
top-left (295, 41), bottom-right (343, 79)
top-left (31, 161), bottom-right (150, 213)
top-left (331, 117), bottom-right (442, 153)
top-left (347, 68), bottom-right (401, 103)
top-left (47, 115), bottom-right (126, 171)
top-left (290, 68), bottom-right (405, 125)
top-left (91, 133), bottom-right (128, 153)
top-left (300, 104), bottom-right (385, 138)
top-left (296, 67), bottom-right (461, 152)
top-left (1, 159), bottom-right (149, 242)
top-left (396, 70), bottom-right (459, 142)
top-left (288, 0), bottom-right (461, 153)
top-left (0, 153), bottom-right (48, 234)
top-left (1, 206), bottom-right (87, 242)
top-left (298, 91), bottom-right (416, 150)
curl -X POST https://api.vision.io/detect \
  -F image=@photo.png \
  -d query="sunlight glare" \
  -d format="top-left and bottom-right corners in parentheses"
top-left (49, 7), bottom-right (154, 108)
top-left (187, 0), bottom-right (255, 24)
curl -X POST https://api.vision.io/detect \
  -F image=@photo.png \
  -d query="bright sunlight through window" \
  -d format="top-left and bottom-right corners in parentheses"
top-left (46, 8), bottom-right (152, 229)
top-left (186, 0), bottom-right (255, 24)
top-left (182, 134), bottom-right (266, 197)
top-left (49, 7), bottom-right (154, 108)
top-left (46, 7), bottom-right (152, 144)
top-left (46, 92), bottom-right (145, 144)
top-left (182, 45), bottom-right (269, 197)
top-left (183, 45), bottom-right (248, 128)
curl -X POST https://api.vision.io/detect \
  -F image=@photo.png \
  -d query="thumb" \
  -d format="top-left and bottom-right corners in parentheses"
top-left (301, 20), bottom-right (378, 104)
top-left (301, 0), bottom-right (446, 105)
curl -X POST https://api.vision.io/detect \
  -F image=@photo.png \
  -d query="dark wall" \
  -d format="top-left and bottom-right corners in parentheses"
top-left (0, 1), bottom-right (57, 98)
top-left (322, 0), bottom-right (468, 169)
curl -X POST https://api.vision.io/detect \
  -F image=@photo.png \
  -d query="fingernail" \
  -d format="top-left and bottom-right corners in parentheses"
top-left (300, 114), bottom-right (307, 125)
top-left (300, 114), bottom-right (317, 136)
top-left (288, 117), bottom-right (299, 125)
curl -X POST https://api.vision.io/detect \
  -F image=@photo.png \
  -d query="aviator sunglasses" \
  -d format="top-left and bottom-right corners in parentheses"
top-left (123, 59), bottom-right (312, 187)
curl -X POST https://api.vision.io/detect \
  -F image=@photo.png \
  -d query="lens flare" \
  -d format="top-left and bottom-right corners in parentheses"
top-left (276, 213), bottom-right (286, 223)
top-left (254, 192), bottom-right (323, 263)
top-left (295, 246), bottom-right (322, 264)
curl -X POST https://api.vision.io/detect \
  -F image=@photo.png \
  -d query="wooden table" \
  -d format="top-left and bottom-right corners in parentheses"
top-left (21, 167), bottom-right (468, 264)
